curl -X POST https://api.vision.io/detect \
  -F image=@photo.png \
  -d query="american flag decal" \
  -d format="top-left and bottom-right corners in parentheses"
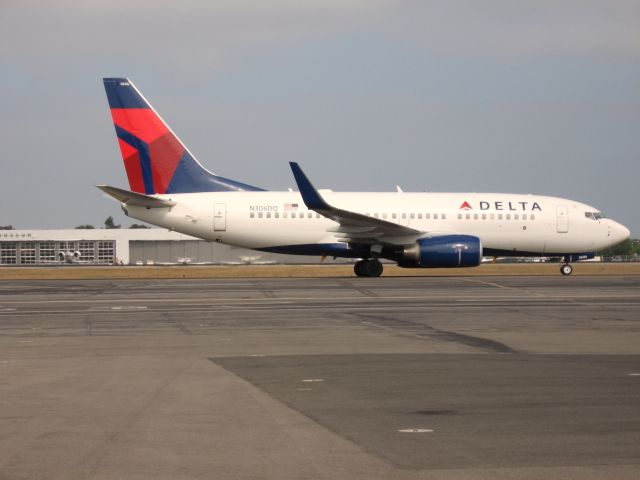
top-left (284, 203), bottom-right (299, 211)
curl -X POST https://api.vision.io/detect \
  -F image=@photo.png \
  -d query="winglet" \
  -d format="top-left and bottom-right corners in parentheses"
top-left (289, 162), bottom-right (330, 210)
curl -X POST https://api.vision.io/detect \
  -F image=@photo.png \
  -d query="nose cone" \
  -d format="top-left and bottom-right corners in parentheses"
top-left (613, 222), bottom-right (631, 244)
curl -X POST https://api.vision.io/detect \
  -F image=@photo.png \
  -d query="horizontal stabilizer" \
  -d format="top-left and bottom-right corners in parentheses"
top-left (97, 185), bottom-right (176, 208)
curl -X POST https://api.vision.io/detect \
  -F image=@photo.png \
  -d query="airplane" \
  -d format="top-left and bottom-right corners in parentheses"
top-left (59, 250), bottom-right (83, 263)
top-left (98, 78), bottom-right (630, 277)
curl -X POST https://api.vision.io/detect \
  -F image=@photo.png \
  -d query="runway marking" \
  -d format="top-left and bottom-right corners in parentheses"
top-left (302, 379), bottom-right (324, 382)
top-left (2, 301), bottom-right (640, 319)
top-left (87, 306), bottom-right (148, 311)
top-left (296, 388), bottom-right (312, 391)
top-left (0, 308), bottom-right (16, 311)
top-left (398, 428), bottom-right (434, 433)
top-left (628, 373), bottom-right (640, 376)
top-left (3, 292), bottom-right (639, 305)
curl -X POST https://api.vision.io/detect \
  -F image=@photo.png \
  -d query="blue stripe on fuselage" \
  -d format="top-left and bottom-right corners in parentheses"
top-left (257, 243), bottom-right (368, 258)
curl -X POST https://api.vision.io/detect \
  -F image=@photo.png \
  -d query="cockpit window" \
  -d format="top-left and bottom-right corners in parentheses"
top-left (585, 211), bottom-right (605, 220)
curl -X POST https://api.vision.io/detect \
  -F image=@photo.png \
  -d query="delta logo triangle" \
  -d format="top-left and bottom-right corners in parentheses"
top-left (459, 201), bottom-right (473, 210)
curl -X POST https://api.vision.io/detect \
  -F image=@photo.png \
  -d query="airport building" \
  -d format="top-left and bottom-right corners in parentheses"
top-left (0, 229), bottom-right (329, 266)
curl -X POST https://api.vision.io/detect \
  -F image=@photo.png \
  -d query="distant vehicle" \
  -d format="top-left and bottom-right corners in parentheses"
top-left (98, 78), bottom-right (630, 277)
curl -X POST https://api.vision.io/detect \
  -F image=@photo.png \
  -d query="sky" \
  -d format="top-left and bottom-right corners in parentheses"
top-left (1, 0), bottom-right (639, 234)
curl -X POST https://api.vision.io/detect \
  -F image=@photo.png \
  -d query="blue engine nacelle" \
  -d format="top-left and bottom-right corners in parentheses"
top-left (401, 235), bottom-right (482, 268)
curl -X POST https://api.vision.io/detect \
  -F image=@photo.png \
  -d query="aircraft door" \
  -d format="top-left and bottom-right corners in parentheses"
top-left (556, 205), bottom-right (569, 233)
top-left (214, 203), bottom-right (226, 231)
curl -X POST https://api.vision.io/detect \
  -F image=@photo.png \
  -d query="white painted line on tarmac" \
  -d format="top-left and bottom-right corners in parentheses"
top-left (88, 305), bottom-right (148, 311)
top-left (296, 388), bottom-right (312, 391)
top-left (302, 379), bottom-right (324, 383)
top-left (628, 373), bottom-right (640, 376)
top-left (0, 308), bottom-right (16, 311)
top-left (455, 299), bottom-right (532, 302)
top-left (398, 428), bottom-right (434, 433)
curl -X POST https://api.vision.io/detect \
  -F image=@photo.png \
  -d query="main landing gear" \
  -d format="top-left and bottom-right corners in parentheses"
top-left (560, 256), bottom-right (573, 276)
top-left (354, 259), bottom-right (384, 277)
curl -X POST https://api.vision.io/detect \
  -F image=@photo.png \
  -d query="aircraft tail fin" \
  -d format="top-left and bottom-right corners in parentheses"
top-left (102, 78), bottom-right (263, 194)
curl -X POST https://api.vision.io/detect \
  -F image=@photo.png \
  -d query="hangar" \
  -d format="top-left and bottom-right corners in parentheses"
top-left (0, 229), bottom-right (327, 266)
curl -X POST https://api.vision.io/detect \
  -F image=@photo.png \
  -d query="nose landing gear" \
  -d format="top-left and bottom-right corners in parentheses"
top-left (354, 259), bottom-right (384, 277)
top-left (560, 256), bottom-right (573, 275)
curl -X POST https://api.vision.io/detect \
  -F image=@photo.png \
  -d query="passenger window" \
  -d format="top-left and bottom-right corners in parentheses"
top-left (410, 213), bottom-right (415, 219)
top-left (426, 213), bottom-right (431, 220)
top-left (401, 213), bottom-right (406, 219)
top-left (266, 212), bottom-right (271, 218)
top-left (316, 213), bottom-right (320, 219)
top-left (291, 212), bottom-right (296, 218)
top-left (442, 213), bottom-right (446, 220)
top-left (514, 214), bottom-right (519, 220)
top-left (458, 213), bottom-right (462, 220)
top-left (498, 214), bottom-right (503, 220)
top-left (250, 212), bottom-right (255, 218)
top-left (473, 213), bottom-right (478, 220)
top-left (522, 214), bottom-right (527, 220)
top-left (308, 212), bottom-right (312, 218)
top-left (490, 213), bottom-right (495, 220)
top-left (465, 213), bottom-right (470, 220)
top-left (283, 212), bottom-right (288, 218)
top-left (374, 213), bottom-right (379, 218)
top-left (258, 212), bottom-right (263, 218)
top-left (506, 214), bottom-right (511, 220)
top-left (418, 213), bottom-right (422, 219)
top-left (382, 213), bottom-right (388, 219)
top-left (481, 214), bottom-right (486, 220)
top-left (392, 213), bottom-right (397, 219)
top-left (530, 214), bottom-right (535, 220)
top-left (434, 213), bottom-right (439, 220)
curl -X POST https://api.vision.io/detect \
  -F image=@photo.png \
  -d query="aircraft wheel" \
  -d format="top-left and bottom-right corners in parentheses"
top-left (366, 259), bottom-right (384, 277)
top-left (560, 264), bottom-right (573, 276)
top-left (354, 259), bottom-right (383, 277)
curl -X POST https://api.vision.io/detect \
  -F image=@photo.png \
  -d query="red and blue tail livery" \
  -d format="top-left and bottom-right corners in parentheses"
top-left (103, 78), bottom-right (263, 194)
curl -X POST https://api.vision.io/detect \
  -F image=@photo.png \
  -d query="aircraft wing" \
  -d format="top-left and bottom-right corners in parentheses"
top-left (289, 162), bottom-right (423, 244)
top-left (97, 185), bottom-right (176, 208)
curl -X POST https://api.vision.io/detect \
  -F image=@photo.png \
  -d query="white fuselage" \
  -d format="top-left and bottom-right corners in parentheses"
top-left (123, 191), bottom-right (629, 256)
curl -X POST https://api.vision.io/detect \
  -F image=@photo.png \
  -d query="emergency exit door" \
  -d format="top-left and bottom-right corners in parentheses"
top-left (556, 205), bottom-right (569, 233)
top-left (214, 203), bottom-right (226, 231)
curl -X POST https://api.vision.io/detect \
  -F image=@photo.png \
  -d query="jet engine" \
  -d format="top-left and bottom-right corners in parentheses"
top-left (401, 235), bottom-right (482, 268)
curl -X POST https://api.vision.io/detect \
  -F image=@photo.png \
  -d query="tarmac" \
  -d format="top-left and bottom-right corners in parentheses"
top-left (1, 275), bottom-right (640, 479)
